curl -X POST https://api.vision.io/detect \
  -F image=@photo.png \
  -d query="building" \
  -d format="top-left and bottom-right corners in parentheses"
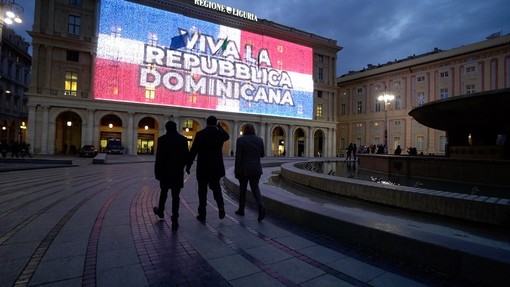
top-left (0, 26), bottom-right (31, 145)
top-left (27, 0), bottom-right (341, 157)
top-left (336, 34), bottom-right (510, 156)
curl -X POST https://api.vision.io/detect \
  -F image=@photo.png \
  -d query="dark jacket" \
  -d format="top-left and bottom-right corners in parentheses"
top-left (187, 125), bottom-right (230, 181)
top-left (154, 130), bottom-right (189, 189)
top-left (234, 134), bottom-right (264, 179)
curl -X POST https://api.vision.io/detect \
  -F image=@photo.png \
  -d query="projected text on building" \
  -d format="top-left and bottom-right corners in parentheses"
top-left (95, 0), bottom-right (314, 119)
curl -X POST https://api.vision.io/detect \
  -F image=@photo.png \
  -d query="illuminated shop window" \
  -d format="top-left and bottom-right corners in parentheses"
top-left (68, 15), bottom-right (81, 35)
top-left (64, 71), bottom-right (78, 96)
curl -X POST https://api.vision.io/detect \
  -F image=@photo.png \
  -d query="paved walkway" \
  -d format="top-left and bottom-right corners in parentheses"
top-left (0, 155), bottom-right (507, 286)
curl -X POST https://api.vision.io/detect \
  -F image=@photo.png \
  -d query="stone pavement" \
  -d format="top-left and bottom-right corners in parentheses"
top-left (0, 155), bottom-right (508, 286)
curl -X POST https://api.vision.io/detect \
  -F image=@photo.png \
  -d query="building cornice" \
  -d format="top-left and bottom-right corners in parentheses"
top-left (337, 34), bottom-right (510, 83)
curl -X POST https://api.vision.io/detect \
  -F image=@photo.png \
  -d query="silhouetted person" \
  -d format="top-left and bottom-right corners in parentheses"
top-left (234, 123), bottom-right (266, 222)
top-left (0, 140), bottom-right (7, 158)
top-left (153, 121), bottom-right (189, 230)
top-left (186, 116), bottom-right (230, 222)
top-left (394, 145), bottom-right (402, 155)
top-left (345, 143), bottom-right (353, 161)
top-left (10, 142), bottom-right (19, 158)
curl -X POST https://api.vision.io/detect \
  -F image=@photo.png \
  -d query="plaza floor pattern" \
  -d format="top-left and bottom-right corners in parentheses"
top-left (0, 155), bottom-right (503, 286)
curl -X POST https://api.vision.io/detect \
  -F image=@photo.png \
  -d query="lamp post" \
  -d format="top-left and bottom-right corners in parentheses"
top-left (378, 93), bottom-right (395, 154)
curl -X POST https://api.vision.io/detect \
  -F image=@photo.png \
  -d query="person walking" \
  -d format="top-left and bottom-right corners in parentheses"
top-left (186, 116), bottom-right (230, 222)
top-left (153, 121), bottom-right (189, 230)
top-left (234, 123), bottom-right (266, 222)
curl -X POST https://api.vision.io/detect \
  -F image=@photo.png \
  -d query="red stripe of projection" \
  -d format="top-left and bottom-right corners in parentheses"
top-left (93, 59), bottom-right (219, 110)
top-left (239, 30), bottom-right (313, 74)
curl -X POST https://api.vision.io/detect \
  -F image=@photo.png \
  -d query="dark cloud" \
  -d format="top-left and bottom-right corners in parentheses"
top-left (16, 0), bottom-right (510, 76)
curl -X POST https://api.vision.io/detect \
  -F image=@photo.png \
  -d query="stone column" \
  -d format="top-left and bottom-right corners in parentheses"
top-left (126, 112), bottom-right (135, 155)
top-left (40, 106), bottom-right (50, 154)
top-left (287, 125), bottom-right (294, 157)
top-left (26, 105), bottom-right (37, 152)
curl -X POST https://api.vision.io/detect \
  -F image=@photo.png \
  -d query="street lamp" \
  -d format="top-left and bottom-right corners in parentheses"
top-left (1, 1), bottom-right (23, 26)
top-left (378, 93), bottom-right (395, 154)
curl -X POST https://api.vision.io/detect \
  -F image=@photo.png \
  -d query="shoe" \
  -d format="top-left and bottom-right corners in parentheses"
top-left (219, 208), bottom-right (225, 219)
top-left (258, 208), bottom-right (266, 222)
top-left (196, 214), bottom-right (206, 222)
top-left (235, 209), bottom-right (244, 216)
top-left (153, 207), bottom-right (164, 219)
top-left (171, 215), bottom-right (179, 230)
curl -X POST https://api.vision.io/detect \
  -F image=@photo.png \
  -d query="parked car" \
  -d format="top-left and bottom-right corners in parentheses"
top-left (105, 139), bottom-right (125, 154)
top-left (79, 145), bottom-right (98, 158)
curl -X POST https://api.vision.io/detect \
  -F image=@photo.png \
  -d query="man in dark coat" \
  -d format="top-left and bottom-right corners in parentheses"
top-left (154, 121), bottom-right (189, 229)
top-left (234, 123), bottom-right (266, 221)
top-left (186, 116), bottom-right (230, 222)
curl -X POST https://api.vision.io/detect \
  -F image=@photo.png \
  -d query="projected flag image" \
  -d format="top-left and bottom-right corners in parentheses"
top-left (95, 0), bottom-right (314, 119)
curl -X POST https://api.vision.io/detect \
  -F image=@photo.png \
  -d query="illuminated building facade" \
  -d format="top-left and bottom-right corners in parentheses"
top-left (336, 34), bottom-right (510, 156)
top-left (28, 0), bottom-right (341, 156)
top-left (0, 26), bottom-right (31, 145)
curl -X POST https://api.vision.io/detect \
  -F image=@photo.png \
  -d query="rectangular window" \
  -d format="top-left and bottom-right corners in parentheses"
top-left (375, 102), bottom-right (381, 112)
top-left (440, 71), bottom-right (449, 78)
top-left (66, 50), bottom-right (79, 62)
top-left (64, 71), bottom-right (78, 96)
top-left (341, 104), bottom-right (346, 115)
top-left (357, 88), bottom-right (363, 94)
top-left (316, 104), bottom-right (323, 117)
top-left (145, 86), bottom-right (155, 99)
top-left (68, 15), bottom-right (81, 35)
top-left (317, 90), bottom-right (323, 98)
top-left (417, 76), bottom-right (425, 82)
top-left (439, 136), bottom-right (447, 151)
top-left (417, 136), bottom-right (425, 151)
top-left (466, 84), bottom-right (476, 94)
top-left (69, 0), bottom-right (82, 5)
top-left (317, 54), bottom-right (324, 62)
top-left (5, 94), bottom-right (10, 111)
top-left (317, 68), bottom-right (324, 80)
top-left (466, 66), bottom-right (475, 73)
top-left (374, 136), bottom-right (381, 146)
top-left (395, 96), bottom-right (401, 110)
top-left (417, 92), bottom-right (426, 106)
top-left (357, 101), bottom-right (362, 114)
top-left (440, 88), bottom-right (448, 99)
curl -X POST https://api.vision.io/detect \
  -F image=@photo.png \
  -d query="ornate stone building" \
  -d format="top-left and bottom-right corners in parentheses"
top-left (0, 26), bottom-right (31, 144)
top-left (27, 0), bottom-right (341, 156)
top-left (336, 34), bottom-right (510, 156)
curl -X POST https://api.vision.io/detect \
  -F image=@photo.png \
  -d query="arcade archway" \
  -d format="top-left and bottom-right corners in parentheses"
top-left (55, 111), bottom-right (82, 155)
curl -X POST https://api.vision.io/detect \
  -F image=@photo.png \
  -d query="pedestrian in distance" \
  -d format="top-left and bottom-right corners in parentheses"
top-left (345, 143), bottom-right (353, 161)
top-left (234, 123), bottom-right (266, 222)
top-left (153, 121), bottom-right (190, 230)
top-left (186, 116), bottom-right (230, 222)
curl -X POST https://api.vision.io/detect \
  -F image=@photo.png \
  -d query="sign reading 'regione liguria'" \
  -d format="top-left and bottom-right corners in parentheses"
top-left (95, 0), bottom-right (314, 119)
